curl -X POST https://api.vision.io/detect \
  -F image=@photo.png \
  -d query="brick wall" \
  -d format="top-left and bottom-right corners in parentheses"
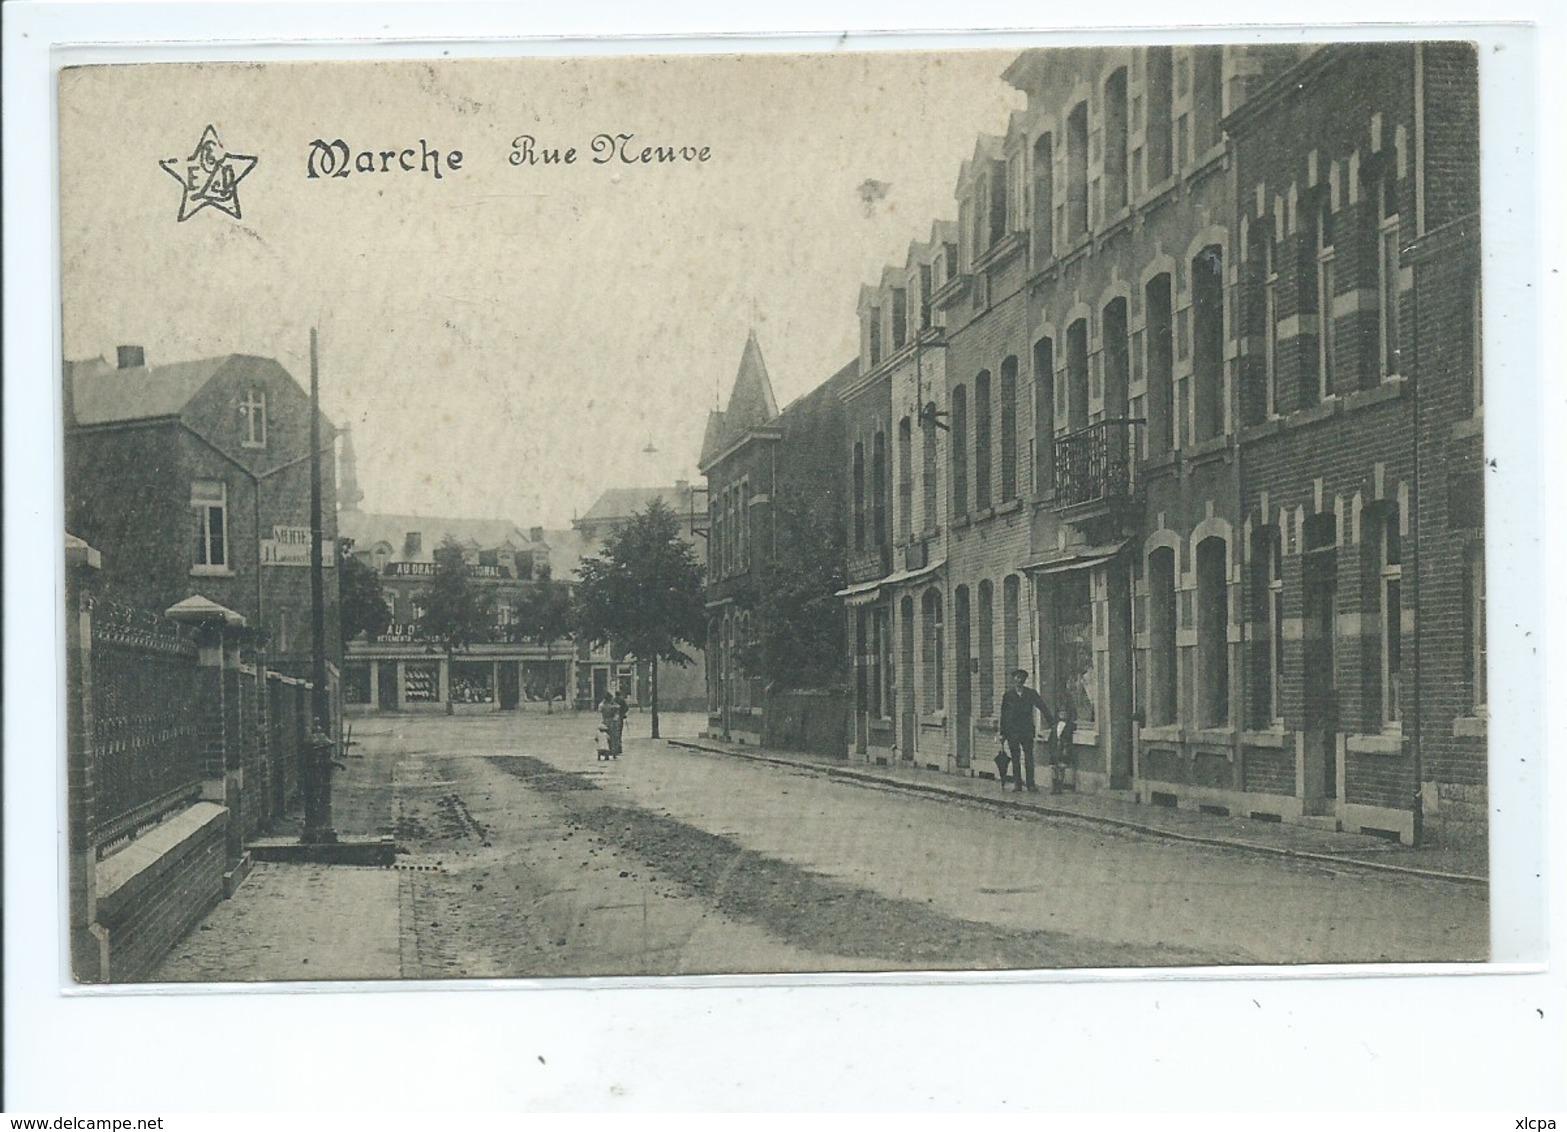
top-left (93, 803), bottom-right (228, 983)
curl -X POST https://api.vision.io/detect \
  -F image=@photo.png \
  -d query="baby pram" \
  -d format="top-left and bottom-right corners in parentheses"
top-left (596, 725), bottom-right (617, 760)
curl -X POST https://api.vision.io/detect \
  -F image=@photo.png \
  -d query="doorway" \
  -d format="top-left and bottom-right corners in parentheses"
top-left (377, 662), bottom-right (398, 711)
top-left (498, 662), bottom-right (520, 710)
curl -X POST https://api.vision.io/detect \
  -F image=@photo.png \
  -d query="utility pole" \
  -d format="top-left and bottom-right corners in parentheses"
top-left (304, 326), bottom-right (336, 843)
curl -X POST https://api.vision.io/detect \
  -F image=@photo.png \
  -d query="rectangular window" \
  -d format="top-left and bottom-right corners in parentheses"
top-left (869, 307), bottom-right (883, 367)
top-left (191, 480), bottom-right (228, 570)
top-left (919, 264), bottom-right (934, 331)
top-left (978, 580), bottom-right (995, 718)
top-left (892, 288), bottom-right (908, 350)
top-left (1057, 574), bottom-right (1095, 727)
top-left (241, 388), bottom-right (267, 448)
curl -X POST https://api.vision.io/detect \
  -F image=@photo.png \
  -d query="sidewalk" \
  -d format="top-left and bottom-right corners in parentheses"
top-left (666, 736), bottom-right (1488, 885)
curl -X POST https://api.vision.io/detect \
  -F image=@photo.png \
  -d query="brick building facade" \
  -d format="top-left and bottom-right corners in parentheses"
top-left (64, 348), bottom-right (342, 683)
top-left (795, 42), bottom-right (1484, 847)
top-left (700, 332), bottom-right (856, 745)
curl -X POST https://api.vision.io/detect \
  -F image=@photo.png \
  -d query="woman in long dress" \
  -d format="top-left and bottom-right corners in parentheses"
top-left (598, 691), bottom-right (624, 757)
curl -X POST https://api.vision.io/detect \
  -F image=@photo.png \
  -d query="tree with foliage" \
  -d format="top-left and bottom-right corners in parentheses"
top-left (338, 543), bottom-right (392, 644)
top-left (420, 536), bottom-right (491, 714)
top-left (510, 578), bottom-right (574, 713)
top-left (574, 497), bottom-right (705, 738)
top-left (737, 484), bottom-right (847, 690)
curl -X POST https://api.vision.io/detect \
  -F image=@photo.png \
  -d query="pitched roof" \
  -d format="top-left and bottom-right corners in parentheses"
top-left (336, 511), bottom-right (534, 561)
top-left (66, 353), bottom-right (293, 427)
top-left (576, 484), bottom-right (698, 524)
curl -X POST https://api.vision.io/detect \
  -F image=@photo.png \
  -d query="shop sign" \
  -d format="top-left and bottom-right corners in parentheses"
top-left (262, 525), bottom-right (334, 566)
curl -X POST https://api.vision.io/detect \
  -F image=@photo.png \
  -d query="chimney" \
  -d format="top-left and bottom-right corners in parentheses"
top-left (116, 345), bottom-right (145, 370)
top-left (529, 526), bottom-right (544, 544)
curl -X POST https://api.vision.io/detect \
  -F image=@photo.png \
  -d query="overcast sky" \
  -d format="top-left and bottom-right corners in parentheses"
top-left (60, 51), bottom-right (1023, 526)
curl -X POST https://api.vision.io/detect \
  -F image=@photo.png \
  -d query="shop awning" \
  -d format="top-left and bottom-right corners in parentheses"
top-left (835, 558), bottom-right (946, 604)
top-left (1019, 541), bottom-right (1128, 577)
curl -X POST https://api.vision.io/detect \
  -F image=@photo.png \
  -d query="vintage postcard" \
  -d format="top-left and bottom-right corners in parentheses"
top-left (15, 11), bottom-right (1559, 1112)
top-left (57, 42), bottom-right (1501, 986)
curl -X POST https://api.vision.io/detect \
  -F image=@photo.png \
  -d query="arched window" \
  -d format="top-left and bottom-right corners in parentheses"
top-left (978, 579), bottom-right (995, 717)
top-left (1000, 357), bottom-right (1019, 502)
top-left (1146, 273), bottom-right (1174, 453)
top-left (1002, 575), bottom-right (1021, 681)
top-left (951, 385), bottom-right (969, 518)
top-left (1066, 101), bottom-right (1089, 238)
top-left (1192, 245), bottom-right (1225, 441)
top-left (1104, 67), bottom-right (1129, 213)
top-left (897, 416), bottom-right (913, 543)
top-left (1032, 132), bottom-right (1054, 261)
top-left (872, 430), bottom-right (888, 549)
top-left (922, 588), bottom-right (945, 712)
top-left (1196, 535), bottom-right (1230, 727)
top-left (852, 440), bottom-right (866, 551)
top-left (974, 371), bottom-right (992, 511)
top-left (1145, 47), bottom-right (1174, 185)
top-left (1148, 545), bottom-right (1178, 725)
top-left (1032, 338), bottom-right (1055, 492)
top-left (1066, 318), bottom-right (1089, 433)
top-left (921, 408), bottom-right (939, 532)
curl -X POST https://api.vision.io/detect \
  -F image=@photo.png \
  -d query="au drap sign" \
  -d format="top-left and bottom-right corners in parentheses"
top-left (261, 525), bottom-right (335, 567)
top-left (385, 561), bottom-right (509, 578)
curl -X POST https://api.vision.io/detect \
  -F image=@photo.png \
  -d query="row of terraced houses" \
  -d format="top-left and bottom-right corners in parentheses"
top-left (701, 42), bottom-right (1484, 849)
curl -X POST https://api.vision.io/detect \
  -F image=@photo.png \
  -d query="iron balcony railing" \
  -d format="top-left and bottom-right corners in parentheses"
top-left (1052, 418), bottom-right (1144, 508)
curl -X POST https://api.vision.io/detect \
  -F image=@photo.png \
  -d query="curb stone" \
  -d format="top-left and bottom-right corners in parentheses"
top-left (665, 739), bottom-right (1487, 887)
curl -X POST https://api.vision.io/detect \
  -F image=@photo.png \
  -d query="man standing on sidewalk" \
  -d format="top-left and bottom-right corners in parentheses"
top-left (999, 669), bottom-right (1056, 794)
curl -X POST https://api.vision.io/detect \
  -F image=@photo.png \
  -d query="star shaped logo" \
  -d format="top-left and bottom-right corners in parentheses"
top-left (160, 125), bottom-right (257, 221)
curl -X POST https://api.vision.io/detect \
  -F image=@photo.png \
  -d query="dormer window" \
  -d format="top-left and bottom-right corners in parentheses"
top-left (241, 387), bottom-right (267, 448)
top-left (869, 306), bottom-right (883, 366)
top-left (891, 287), bottom-right (908, 349)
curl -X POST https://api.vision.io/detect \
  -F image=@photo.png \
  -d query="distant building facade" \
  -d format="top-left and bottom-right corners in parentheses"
top-left (571, 481), bottom-right (708, 712)
top-left (336, 432), bottom-right (591, 711)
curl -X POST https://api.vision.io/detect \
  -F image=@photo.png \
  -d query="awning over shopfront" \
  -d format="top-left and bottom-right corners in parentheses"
top-left (1020, 541), bottom-right (1128, 577)
top-left (834, 558), bottom-right (947, 605)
